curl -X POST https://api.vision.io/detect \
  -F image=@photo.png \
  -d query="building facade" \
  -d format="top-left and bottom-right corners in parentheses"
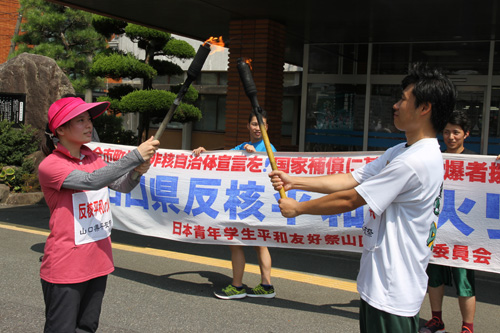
top-left (301, 41), bottom-right (500, 155)
top-left (5, 1), bottom-right (500, 155)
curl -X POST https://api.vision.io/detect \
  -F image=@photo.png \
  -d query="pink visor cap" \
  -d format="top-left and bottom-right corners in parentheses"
top-left (48, 97), bottom-right (110, 133)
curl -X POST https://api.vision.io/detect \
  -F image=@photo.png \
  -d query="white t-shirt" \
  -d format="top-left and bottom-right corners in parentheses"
top-left (352, 138), bottom-right (443, 317)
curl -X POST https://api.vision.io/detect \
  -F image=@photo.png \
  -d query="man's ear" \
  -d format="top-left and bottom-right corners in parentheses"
top-left (420, 102), bottom-right (432, 116)
top-left (464, 131), bottom-right (470, 140)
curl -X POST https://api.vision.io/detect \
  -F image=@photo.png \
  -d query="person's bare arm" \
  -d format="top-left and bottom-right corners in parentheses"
top-left (269, 170), bottom-right (359, 194)
top-left (277, 188), bottom-right (366, 218)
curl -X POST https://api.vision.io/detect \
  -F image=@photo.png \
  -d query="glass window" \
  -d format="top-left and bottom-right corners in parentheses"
top-left (342, 44), bottom-right (368, 74)
top-left (169, 74), bottom-right (184, 85)
top-left (219, 72), bottom-right (228, 86)
top-left (216, 96), bottom-right (226, 131)
top-left (284, 72), bottom-right (300, 87)
top-left (308, 44), bottom-right (340, 74)
top-left (412, 42), bottom-right (490, 75)
top-left (493, 50), bottom-right (500, 75)
top-left (448, 86), bottom-right (484, 154)
top-left (308, 44), bottom-right (368, 75)
top-left (372, 44), bottom-right (410, 74)
top-left (193, 95), bottom-right (226, 132)
top-left (369, 85), bottom-right (405, 150)
top-left (488, 87), bottom-right (500, 154)
top-left (199, 72), bottom-right (219, 85)
top-left (305, 83), bottom-right (366, 152)
top-left (282, 97), bottom-right (295, 136)
top-left (371, 42), bottom-right (490, 75)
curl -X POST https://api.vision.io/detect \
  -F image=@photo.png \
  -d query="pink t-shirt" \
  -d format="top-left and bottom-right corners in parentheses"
top-left (38, 144), bottom-right (114, 284)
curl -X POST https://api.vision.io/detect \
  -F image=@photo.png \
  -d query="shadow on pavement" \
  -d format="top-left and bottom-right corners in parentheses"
top-left (3, 203), bottom-right (361, 282)
top-left (111, 266), bottom-right (360, 320)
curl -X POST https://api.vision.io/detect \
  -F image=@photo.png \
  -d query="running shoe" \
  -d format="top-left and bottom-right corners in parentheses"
top-left (246, 284), bottom-right (276, 298)
top-left (461, 325), bottom-right (473, 333)
top-left (213, 284), bottom-right (247, 299)
top-left (419, 316), bottom-right (445, 333)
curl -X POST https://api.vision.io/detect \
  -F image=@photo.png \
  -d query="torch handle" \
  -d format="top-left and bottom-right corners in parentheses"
top-left (131, 83), bottom-right (185, 180)
top-left (237, 57), bottom-right (286, 198)
top-left (132, 43), bottom-right (211, 180)
top-left (154, 79), bottom-right (192, 141)
top-left (254, 111), bottom-right (286, 199)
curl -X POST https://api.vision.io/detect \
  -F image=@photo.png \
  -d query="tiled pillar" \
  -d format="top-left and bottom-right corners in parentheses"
top-left (225, 19), bottom-right (285, 149)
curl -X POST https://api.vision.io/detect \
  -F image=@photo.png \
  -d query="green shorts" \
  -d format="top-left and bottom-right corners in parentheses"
top-left (426, 263), bottom-right (475, 297)
top-left (359, 298), bottom-right (419, 333)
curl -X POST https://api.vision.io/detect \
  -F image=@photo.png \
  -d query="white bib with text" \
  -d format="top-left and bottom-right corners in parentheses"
top-left (72, 187), bottom-right (113, 245)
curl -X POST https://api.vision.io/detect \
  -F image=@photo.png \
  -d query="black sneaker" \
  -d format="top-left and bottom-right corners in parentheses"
top-left (247, 284), bottom-right (276, 298)
top-left (213, 284), bottom-right (247, 299)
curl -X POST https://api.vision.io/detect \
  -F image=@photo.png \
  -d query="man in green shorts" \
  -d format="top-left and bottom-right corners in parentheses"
top-left (420, 109), bottom-right (476, 333)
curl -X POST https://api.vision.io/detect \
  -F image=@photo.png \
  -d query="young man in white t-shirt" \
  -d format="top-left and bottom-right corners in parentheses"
top-left (269, 63), bottom-right (456, 332)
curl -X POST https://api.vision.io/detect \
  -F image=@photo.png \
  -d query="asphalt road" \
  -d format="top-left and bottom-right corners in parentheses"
top-left (1, 203), bottom-right (500, 333)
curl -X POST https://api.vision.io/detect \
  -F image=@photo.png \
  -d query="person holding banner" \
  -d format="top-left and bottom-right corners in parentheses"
top-left (270, 63), bottom-right (456, 333)
top-left (420, 109), bottom-right (476, 333)
top-left (193, 111), bottom-right (276, 300)
top-left (38, 97), bottom-right (159, 333)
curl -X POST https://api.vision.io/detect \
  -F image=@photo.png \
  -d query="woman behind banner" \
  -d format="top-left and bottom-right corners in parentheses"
top-left (38, 97), bottom-right (159, 333)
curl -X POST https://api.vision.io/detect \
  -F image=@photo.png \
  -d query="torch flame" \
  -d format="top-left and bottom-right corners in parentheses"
top-left (203, 36), bottom-right (225, 55)
top-left (243, 57), bottom-right (253, 71)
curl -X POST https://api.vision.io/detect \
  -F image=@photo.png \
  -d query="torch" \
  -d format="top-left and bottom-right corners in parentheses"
top-left (132, 37), bottom-right (220, 180)
top-left (153, 43), bottom-right (210, 142)
top-left (236, 58), bottom-right (286, 199)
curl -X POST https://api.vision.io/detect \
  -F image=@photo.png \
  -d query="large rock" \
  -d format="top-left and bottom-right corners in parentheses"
top-left (4, 192), bottom-right (45, 206)
top-left (0, 53), bottom-right (75, 141)
top-left (0, 184), bottom-right (9, 203)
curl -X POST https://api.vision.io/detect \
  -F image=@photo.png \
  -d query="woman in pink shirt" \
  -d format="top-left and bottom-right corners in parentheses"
top-left (38, 97), bottom-right (159, 333)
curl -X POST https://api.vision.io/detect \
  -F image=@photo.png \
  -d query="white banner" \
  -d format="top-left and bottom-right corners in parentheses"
top-left (87, 142), bottom-right (500, 274)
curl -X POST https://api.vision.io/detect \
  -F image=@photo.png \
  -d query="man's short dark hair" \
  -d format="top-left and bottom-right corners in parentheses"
top-left (401, 63), bottom-right (457, 132)
top-left (248, 110), bottom-right (268, 123)
top-left (447, 109), bottom-right (471, 133)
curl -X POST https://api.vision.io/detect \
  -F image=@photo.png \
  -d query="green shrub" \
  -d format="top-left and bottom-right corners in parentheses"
top-left (0, 167), bottom-right (16, 190)
top-left (0, 121), bottom-right (40, 193)
top-left (170, 84), bottom-right (199, 104)
top-left (0, 158), bottom-right (39, 193)
top-left (119, 89), bottom-right (202, 123)
top-left (18, 158), bottom-right (40, 193)
top-left (0, 121), bottom-right (40, 166)
top-left (93, 114), bottom-right (137, 145)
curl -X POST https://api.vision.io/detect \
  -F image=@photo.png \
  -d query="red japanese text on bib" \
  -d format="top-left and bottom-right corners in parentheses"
top-left (72, 187), bottom-right (113, 245)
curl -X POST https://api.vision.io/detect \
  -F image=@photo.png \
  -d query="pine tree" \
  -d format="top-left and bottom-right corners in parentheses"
top-left (10, 3), bottom-right (203, 143)
top-left (11, 0), bottom-right (107, 93)
top-left (91, 17), bottom-right (202, 142)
